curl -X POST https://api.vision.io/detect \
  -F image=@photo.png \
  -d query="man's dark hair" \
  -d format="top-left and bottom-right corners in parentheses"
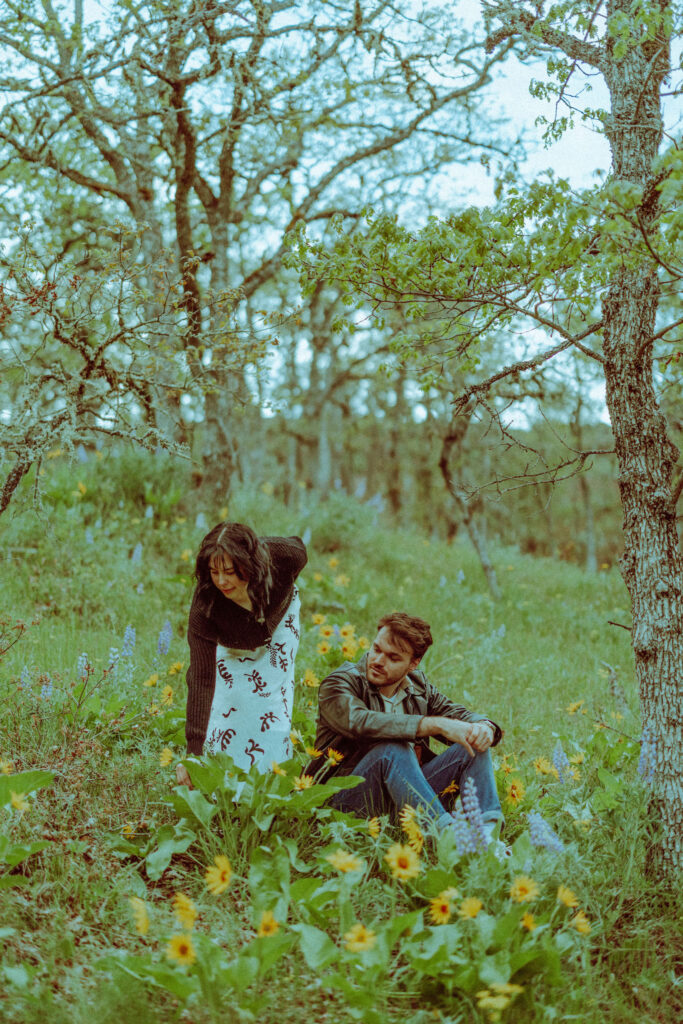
top-left (376, 613), bottom-right (433, 661)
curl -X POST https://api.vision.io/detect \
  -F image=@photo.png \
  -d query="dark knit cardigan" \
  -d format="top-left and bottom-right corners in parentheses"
top-left (185, 535), bottom-right (307, 755)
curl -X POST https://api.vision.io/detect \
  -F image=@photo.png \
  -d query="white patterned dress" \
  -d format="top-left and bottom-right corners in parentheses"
top-left (205, 587), bottom-right (301, 771)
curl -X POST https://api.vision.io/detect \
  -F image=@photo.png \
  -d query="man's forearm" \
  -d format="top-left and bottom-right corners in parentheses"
top-left (416, 716), bottom-right (451, 738)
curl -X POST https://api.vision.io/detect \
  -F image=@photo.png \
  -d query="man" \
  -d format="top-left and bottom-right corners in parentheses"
top-left (308, 612), bottom-right (503, 839)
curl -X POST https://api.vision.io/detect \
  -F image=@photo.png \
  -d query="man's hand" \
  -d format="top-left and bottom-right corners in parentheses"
top-left (417, 717), bottom-right (495, 755)
top-left (175, 763), bottom-right (193, 788)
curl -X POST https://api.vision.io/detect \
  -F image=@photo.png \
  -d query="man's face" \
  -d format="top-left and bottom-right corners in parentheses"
top-left (366, 626), bottom-right (419, 692)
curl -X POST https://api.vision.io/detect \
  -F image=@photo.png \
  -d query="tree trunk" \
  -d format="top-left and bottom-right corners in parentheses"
top-left (599, 2), bottom-right (682, 873)
top-left (439, 400), bottom-right (501, 601)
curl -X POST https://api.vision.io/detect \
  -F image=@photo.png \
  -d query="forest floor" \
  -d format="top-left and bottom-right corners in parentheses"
top-left (0, 457), bottom-right (681, 1024)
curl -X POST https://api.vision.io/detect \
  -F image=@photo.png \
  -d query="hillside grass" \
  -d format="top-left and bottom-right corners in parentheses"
top-left (0, 451), bottom-right (680, 1024)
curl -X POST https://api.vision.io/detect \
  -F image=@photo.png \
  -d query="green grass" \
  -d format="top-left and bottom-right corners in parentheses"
top-left (0, 455), bottom-right (680, 1024)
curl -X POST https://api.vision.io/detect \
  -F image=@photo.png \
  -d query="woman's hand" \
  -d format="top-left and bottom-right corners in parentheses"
top-left (175, 763), bottom-right (193, 788)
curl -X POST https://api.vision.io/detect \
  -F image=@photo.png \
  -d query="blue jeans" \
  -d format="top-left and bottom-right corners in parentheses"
top-left (328, 740), bottom-right (502, 831)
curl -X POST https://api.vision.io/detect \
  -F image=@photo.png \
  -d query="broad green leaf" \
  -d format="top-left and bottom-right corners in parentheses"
top-left (291, 923), bottom-right (338, 969)
top-left (169, 786), bottom-right (217, 830)
top-left (0, 771), bottom-right (54, 806)
top-left (1, 840), bottom-right (50, 868)
top-left (145, 823), bottom-right (196, 880)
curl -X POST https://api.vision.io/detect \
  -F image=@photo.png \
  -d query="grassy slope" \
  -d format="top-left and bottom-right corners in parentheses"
top-left (0, 465), bottom-right (680, 1024)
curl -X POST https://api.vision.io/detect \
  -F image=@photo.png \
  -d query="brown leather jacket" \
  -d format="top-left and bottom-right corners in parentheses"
top-left (306, 653), bottom-right (502, 781)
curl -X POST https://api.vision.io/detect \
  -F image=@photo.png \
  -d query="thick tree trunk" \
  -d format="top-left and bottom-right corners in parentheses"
top-left (603, 267), bottom-right (683, 874)
top-left (600, 2), bottom-right (682, 873)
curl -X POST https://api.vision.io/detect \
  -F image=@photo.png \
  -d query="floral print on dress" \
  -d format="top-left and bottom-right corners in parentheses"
top-left (205, 587), bottom-right (300, 771)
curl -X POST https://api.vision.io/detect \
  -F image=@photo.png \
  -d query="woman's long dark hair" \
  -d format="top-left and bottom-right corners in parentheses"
top-left (194, 522), bottom-right (273, 622)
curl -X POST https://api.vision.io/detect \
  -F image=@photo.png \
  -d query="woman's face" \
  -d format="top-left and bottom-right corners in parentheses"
top-left (209, 554), bottom-right (250, 603)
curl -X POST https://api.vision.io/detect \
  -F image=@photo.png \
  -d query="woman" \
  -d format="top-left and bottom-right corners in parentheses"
top-left (177, 522), bottom-right (307, 783)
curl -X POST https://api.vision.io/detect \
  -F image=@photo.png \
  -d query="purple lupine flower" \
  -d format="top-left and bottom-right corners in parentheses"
top-left (451, 804), bottom-right (479, 856)
top-left (496, 624), bottom-right (506, 639)
top-left (461, 777), bottom-right (489, 849)
top-left (77, 652), bottom-right (89, 680)
top-left (85, 527), bottom-right (94, 544)
top-left (157, 619), bottom-right (173, 657)
top-left (40, 675), bottom-right (53, 700)
top-left (527, 811), bottom-right (565, 853)
top-left (131, 542), bottom-right (143, 565)
top-left (552, 740), bottom-right (570, 783)
top-left (121, 625), bottom-right (136, 658)
top-left (20, 665), bottom-right (31, 687)
top-left (456, 569), bottom-right (465, 584)
top-left (144, 505), bottom-right (154, 519)
top-left (638, 727), bottom-right (655, 783)
top-left (108, 647), bottom-right (120, 675)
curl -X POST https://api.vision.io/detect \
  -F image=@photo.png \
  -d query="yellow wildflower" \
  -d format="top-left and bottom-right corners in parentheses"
top-left (257, 910), bottom-right (279, 937)
top-left (290, 730), bottom-right (302, 746)
top-left (173, 892), bottom-right (198, 930)
top-left (205, 854), bottom-right (232, 895)
top-left (77, 481), bottom-right (87, 495)
top-left (142, 674), bottom-right (158, 688)
top-left (506, 778), bottom-right (525, 805)
top-left (334, 574), bottom-right (350, 587)
top-left (557, 885), bottom-right (579, 908)
top-left (0, 759), bottom-right (13, 774)
top-left (570, 910), bottom-right (592, 935)
top-left (327, 557), bottom-right (339, 568)
top-left (357, 637), bottom-right (370, 650)
top-left (440, 779), bottom-right (459, 796)
top-left (180, 549), bottom-right (192, 562)
top-left (168, 661), bottom-right (183, 675)
top-left (122, 822), bottom-right (135, 836)
top-left (567, 700), bottom-right (584, 714)
top-left (533, 756), bottom-right (554, 775)
top-left (166, 933), bottom-right (196, 965)
top-left (319, 624), bottom-right (334, 638)
top-left (159, 747), bottom-right (174, 767)
top-left (384, 843), bottom-right (421, 882)
top-left (521, 911), bottom-right (537, 931)
top-left (367, 817), bottom-right (381, 838)
top-left (147, 703), bottom-right (160, 716)
top-left (509, 876), bottom-right (539, 903)
top-left (293, 774), bottom-right (315, 790)
top-left (476, 991), bottom-right (510, 1017)
top-left (129, 896), bottom-right (150, 936)
top-left (10, 791), bottom-right (28, 812)
top-left (271, 761), bottom-right (287, 776)
top-left (344, 922), bottom-right (376, 952)
top-left (302, 669), bottom-right (320, 688)
top-left (326, 849), bottom-right (365, 873)
top-left (341, 640), bottom-right (358, 658)
top-left (458, 897), bottom-right (483, 919)
top-left (304, 745), bottom-right (323, 758)
top-left (317, 641), bottom-right (331, 655)
top-left (313, 572), bottom-right (323, 582)
top-left (312, 613), bottom-right (326, 625)
top-left (161, 684), bottom-right (174, 706)
top-left (569, 752), bottom-right (585, 765)
top-left (428, 893), bottom-right (453, 925)
top-left (491, 983), bottom-right (524, 996)
top-left (327, 748), bottom-right (343, 765)
top-left (339, 624), bottom-right (355, 638)
top-left (573, 818), bottom-right (592, 832)
top-left (399, 805), bottom-right (424, 854)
